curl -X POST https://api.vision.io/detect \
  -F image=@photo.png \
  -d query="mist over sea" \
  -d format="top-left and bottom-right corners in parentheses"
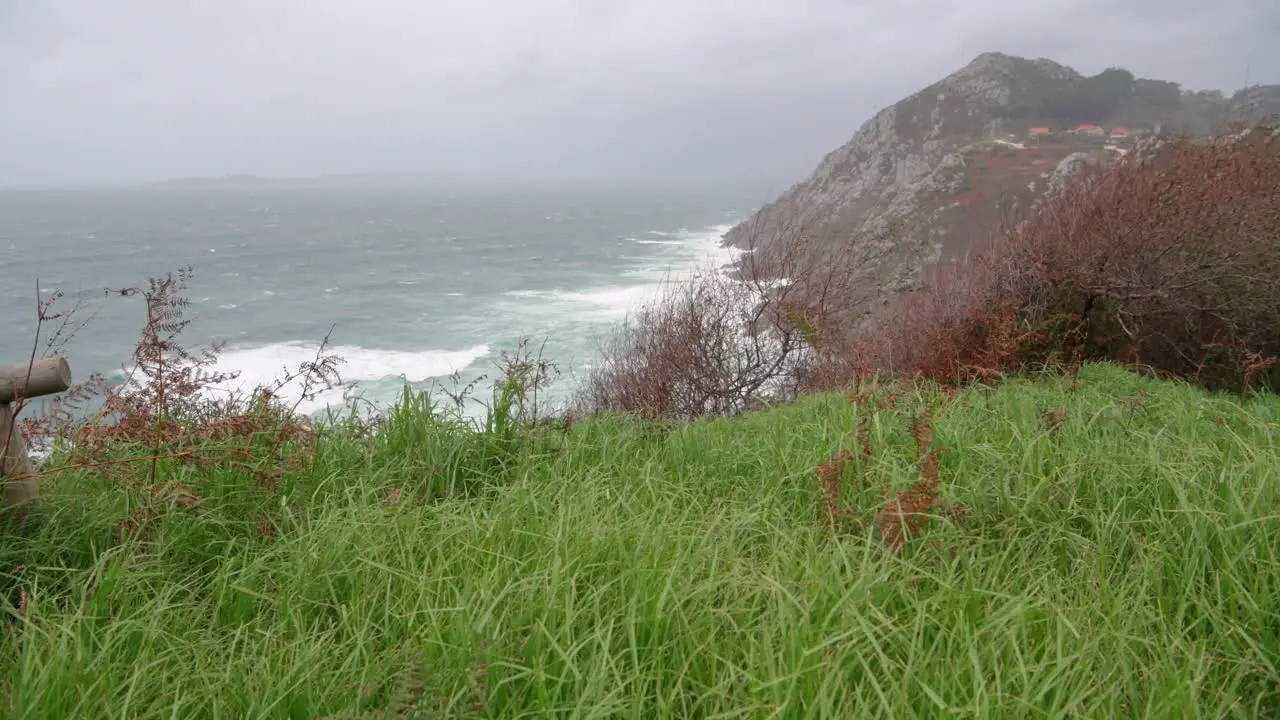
top-left (0, 186), bottom-right (754, 418)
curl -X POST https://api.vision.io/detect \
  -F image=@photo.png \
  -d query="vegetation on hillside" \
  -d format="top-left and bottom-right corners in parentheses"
top-left (837, 127), bottom-right (1280, 395)
top-left (3, 358), bottom-right (1279, 716)
top-left (995, 65), bottom-right (1206, 127)
top-left (577, 126), bottom-right (1280, 423)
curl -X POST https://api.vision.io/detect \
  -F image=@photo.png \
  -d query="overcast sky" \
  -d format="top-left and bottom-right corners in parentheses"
top-left (2, 0), bottom-right (1276, 190)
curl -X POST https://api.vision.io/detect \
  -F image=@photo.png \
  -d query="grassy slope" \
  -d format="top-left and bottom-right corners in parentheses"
top-left (2, 364), bottom-right (1278, 718)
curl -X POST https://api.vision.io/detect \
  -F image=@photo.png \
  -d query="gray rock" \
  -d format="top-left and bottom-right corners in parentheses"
top-left (721, 51), bottom-right (1278, 316)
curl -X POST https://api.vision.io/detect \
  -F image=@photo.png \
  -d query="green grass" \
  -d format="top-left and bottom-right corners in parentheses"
top-left (2, 364), bottom-right (1278, 718)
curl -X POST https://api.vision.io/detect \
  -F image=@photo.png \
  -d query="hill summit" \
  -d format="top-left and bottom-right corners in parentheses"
top-left (723, 51), bottom-right (1280, 301)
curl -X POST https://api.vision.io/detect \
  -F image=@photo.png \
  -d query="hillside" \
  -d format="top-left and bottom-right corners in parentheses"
top-left (140, 174), bottom-right (281, 190)
top-left (4, 365), bottom-right (1278, 716)
top-left (723, 52), bottom-right (1280, 300)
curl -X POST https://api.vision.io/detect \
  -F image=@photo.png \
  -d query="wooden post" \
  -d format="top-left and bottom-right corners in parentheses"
top-left (1, 357), bottom-right (72, 404)
top-left (1, 357), bottom-right (73, 516)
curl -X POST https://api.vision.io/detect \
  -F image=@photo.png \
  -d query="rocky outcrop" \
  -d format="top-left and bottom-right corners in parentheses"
top-left (722, 51), bottom-right (1280, 302)
top-left (1043, 151), bottom-right (1097, 200)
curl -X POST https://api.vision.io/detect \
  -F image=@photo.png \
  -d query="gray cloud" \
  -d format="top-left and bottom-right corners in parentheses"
top-left (2, 0), bottom-right (1275, 188)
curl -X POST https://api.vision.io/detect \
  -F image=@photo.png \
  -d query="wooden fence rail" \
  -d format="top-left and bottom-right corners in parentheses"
top-left (1, 357), bottom-right (72, 513)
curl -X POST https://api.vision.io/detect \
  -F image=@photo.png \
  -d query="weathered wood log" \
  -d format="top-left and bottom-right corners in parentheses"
top-left (0, 357), bottom-right (72, 404)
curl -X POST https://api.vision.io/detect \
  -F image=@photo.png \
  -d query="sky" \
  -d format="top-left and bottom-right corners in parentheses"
top-left (1, 0), bottom-right (1276, 191)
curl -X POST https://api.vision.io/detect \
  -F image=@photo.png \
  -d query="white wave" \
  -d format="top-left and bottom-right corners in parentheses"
top-left (110, 341), bottom-right (490, 417)
top-left (622, 224), bottom-right (743, 282)
top-left (643, 224), bottom-right (742, 268)
top-left (36, 343), bottom-right (481, 456)
top-left (501, 287), bottom-right (649, 320)
top-left (505, 285), bottom-right (667, 319)
top-left (501, 223), bottom-right (744, 322)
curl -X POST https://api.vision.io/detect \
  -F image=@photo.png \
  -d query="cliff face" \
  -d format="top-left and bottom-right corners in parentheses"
top-left (723, 51), bottom-right (1280, 299)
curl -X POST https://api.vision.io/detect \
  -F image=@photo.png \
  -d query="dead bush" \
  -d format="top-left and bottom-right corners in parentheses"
top-left (575, 219), bottom-right (875, 419)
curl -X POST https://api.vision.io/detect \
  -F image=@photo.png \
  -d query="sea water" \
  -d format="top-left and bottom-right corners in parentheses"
top-left (0, 185), bottom-right (753, 419)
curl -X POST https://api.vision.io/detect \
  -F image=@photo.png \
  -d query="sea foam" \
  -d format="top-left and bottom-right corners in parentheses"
top-left (501, 223), bottom-right (744, 321)
top-left (188, 341), bottom-right (489, 416)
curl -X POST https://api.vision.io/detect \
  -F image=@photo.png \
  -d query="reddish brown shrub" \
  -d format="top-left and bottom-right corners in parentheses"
top-left (840, 125), bottom-right (1280, 393)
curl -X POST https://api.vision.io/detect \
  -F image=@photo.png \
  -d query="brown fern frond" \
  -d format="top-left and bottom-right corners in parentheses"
top-left (909, 410), bottom-right (934, 456)
top-left (879, 413), bottom-right (944, 550)
top-left (382, 642), bottom-right (429, 718)
top-left (856, 414), bottom-right (873, 462)
top-left (817, 449), bottom-right (856, 529)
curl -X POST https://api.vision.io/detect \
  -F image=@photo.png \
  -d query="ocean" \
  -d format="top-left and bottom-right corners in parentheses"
top-left (0, 186), bottom-right (752, 420)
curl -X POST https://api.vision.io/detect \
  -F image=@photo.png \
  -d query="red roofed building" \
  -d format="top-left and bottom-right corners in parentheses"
top-left (1110, 127), bottom-right (1132, 139)
top-left (1028, 127), bottom-right (1051, 137)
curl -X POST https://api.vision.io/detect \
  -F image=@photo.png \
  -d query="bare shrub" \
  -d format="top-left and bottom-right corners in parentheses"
top-left (844, 125), bottom-right (1280, 393)
top-left (575, 219), bottom-right (875, 419)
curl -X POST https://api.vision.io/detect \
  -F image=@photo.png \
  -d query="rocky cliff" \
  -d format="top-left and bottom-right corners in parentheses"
top-left (723, 51), bottom-right (1280, 298)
